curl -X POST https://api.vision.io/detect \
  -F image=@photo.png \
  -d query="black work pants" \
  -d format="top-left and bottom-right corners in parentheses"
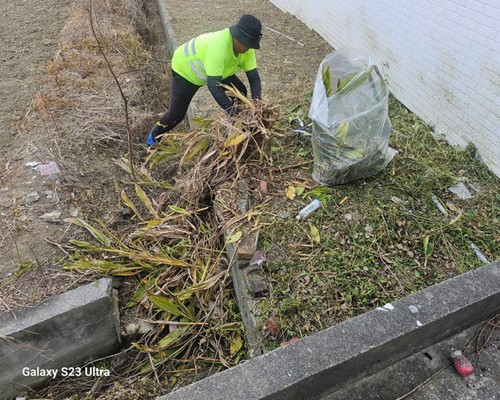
top-left (157, 70), bottom-right (247, 134)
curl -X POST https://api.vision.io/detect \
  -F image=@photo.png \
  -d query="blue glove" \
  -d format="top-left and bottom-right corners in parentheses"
top-left (146, 129), bottom-right (158, 146)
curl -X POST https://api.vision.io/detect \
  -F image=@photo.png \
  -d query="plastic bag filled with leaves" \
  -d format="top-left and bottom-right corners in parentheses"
top-left (309, 48), bottom-right (397, 185)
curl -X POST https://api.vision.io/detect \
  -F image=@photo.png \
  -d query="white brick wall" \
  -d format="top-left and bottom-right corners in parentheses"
top-left (269, 0), bottom-right (500, 176)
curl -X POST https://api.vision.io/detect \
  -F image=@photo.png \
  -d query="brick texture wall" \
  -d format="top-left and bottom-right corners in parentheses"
top-left (269, 0), bottom-right (500, 177)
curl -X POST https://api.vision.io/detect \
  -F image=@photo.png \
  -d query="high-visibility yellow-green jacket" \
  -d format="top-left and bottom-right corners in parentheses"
top-left (172, 28), bottom-right (257, 86)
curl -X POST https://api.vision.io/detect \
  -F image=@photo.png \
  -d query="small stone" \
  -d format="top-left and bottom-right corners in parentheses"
top-left (277, 210), bottom-right (291, 219)
top-left (245, 269), bottom-right (269, 297)
top-left (124, 321), bottom-right (154, 336)
top-left (47, 174), bottom-right (61, 183)
top-left (236, 198), bottom-right (249, 212)
top-left (424, 168), bottom-right (435, 177)
top-left (391, 196), bottom-right (408, 205)
top-left (408, 305), bottom-right (419, 313)
top-left (249, 251), bottom-right (266, 267)
top-left (237, 227), bottom-right (259, 260)
top-left (364, 224), bottom-right (374, 236)
top-left (259, 180), bottom-right (268, 193)
top-left (25, 191), bottom-right (40, 205)
top-left (39, 211), bottom-right (62, 223)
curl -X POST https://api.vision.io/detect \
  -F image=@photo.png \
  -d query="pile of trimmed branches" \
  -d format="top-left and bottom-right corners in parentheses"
top-left (66, 92), bottom-right (278, 379)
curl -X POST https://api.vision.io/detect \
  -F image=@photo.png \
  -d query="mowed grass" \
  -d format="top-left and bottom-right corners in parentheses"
top-left (255, 94), bottom-right (499, 347)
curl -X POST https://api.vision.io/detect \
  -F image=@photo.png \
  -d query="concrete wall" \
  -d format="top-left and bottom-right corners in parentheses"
top-left (0, 278), bottom-right (121, 399)
top-left (268, 0), bottom-right (500, 177)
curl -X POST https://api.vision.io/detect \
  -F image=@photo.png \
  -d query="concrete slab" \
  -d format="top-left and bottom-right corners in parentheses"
top-left (0, 278), bottom-right (121, 399)
top-left (324, 318), bottom-right (500, 399)
top-left (157, 261), bottom-right (500, 400)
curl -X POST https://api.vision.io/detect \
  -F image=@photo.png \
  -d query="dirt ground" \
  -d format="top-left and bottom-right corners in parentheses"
top-left (0, 0), bottom-right (78, 309)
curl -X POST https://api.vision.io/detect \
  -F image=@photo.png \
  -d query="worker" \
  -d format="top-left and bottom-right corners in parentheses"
top-left (146, 14), bottom-right (263, 146)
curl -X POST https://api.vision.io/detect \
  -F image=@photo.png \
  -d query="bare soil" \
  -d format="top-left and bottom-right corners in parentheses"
top-left (0, 0), bottom-right (78, 309)
top-left (0, 0), bottom-right (170, 311)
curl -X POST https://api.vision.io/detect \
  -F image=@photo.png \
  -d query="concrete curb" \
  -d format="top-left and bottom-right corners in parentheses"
top-left (157, 261), bottom-right (500, 400)
top-left (155, 0), bottom-right (194, 129)
top-left (0, 278), bottom-right (121, 399)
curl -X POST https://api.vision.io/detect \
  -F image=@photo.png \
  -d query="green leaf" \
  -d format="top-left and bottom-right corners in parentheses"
top-left (135, 184), bottom-right (158, 218)
top-left (120, 190), bottom-right (144, 221)
top-left (322, 64), bottom-right (332, 96)
top-left (126, 278), bottom-right (156, 308)
top-left (309, 223), bottom-right (321, 244)
top-left (226, 231), bottom-right (243, 244)
top-left (423, 236), bottom-right (430, 256)
top-left (64, 218), bottom-right (111, 246)
top-left (168, 205), bottom-right (191, 215)
top-left (225, 132), bottom-right (246, 147)
top-left (295, 186), bottom-right (305, 196)
top-left (158, 326), bottom-right (188, 349)
top-left (230, 332), bottom-right (243, 356)
top-left (298, 148), bottom-right (311, 157)
top-left (336, 72), bottom-right (357, 92)
top-left (286, 185), bottom-right (296, 200)
top-left (149, 294), bottom-right (186, 317)
top-left (182, 136), bottom-right (212, 164)
top-left (69, 240), bottom-right (96, 249)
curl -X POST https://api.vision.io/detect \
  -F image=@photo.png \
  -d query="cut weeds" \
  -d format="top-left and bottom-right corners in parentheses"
top-left (59, 90), bottom-right (498, 397)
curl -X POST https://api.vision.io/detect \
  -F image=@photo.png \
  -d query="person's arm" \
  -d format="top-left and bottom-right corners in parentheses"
top-left (207, 76), bottom-right (239, 114)
top-left (246, 68), bottom-right (261, 100)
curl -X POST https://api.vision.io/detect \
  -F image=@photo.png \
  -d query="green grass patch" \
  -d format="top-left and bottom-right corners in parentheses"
top-left (255, 94), bottom-right (499, 348)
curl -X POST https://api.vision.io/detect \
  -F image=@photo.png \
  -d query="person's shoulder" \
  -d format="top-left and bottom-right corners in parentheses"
top-left (203, 28), bottom-right (229, 41)
top-left (199, 28), bottom-right (230, 52)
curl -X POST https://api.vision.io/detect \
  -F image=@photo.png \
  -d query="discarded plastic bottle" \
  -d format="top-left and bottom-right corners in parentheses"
top-left (296, 199), bottom-right (321, 220)
top-left (450, 350), bottom-right (475, 377)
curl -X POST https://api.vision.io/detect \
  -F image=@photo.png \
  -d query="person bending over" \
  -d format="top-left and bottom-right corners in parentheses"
top-left (146, 14), bottom-right (263, 146)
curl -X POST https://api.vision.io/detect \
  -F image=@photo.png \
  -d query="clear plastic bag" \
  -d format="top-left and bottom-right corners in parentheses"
top-left (308, 48), bottom-right (397, 185)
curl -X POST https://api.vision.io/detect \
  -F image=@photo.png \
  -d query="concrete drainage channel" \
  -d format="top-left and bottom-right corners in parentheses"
top-left (158, 261), bottom-right (500, 400)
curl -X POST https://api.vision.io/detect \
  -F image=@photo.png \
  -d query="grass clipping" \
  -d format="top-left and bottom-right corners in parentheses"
top-left (66, 89), bottom-right (277, 377)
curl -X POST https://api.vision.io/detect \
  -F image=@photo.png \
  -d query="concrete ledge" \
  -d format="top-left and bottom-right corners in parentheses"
top-left (155, 0), bottom-right (194, 129)
top-left (0, 278), bottom-right (121, 399)
top-left (154, 0), bottom-right (177, 58)
top-left (157, 261), bottom-right (500, 400)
